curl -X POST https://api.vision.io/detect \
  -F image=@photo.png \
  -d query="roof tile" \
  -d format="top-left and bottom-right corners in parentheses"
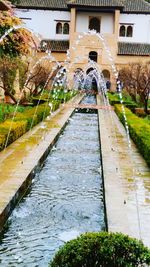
top-left (40, 39), bottom-right (69, 52)
top-left (118, 42), bottom-right (150, 55)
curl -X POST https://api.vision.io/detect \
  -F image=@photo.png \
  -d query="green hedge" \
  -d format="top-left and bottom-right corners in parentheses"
top-left (49, 232), bottom-right (150, 267)
top-left (115, 104), bottom-right (150, 166)
top-left (0, 101), bottom-right (60, 151)
top-left (107, 92), bottom-right (138, 111)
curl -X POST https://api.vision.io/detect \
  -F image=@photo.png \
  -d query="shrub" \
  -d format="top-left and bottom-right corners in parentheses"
top-left (0, 103), bottom-right (51, 151)
top-left (49, 232), bottom-right (150, 267)
top-left (115, 104), bottom-right (150, 166)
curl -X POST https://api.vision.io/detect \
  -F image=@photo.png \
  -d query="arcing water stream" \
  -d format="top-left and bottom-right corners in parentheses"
top-left (0, 96), bottom-right (105, 266)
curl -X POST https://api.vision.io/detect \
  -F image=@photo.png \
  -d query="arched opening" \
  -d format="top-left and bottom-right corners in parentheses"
top-left (119, 25), bottom-right (126, 37)
top-left (63, 23), bottom-right (69, 34)
top-left (102, 69), bottom-right (111, 90)
top-left (127, 26), bottom-right (133, 37)
top-left (89, 51), bottom-right (98, 62)
top-left (74, 68), bottom-right (84, 90)
top-left (56, 22), bottom-right (62, 34)
top-left (86, 68), bottom-right (98, 93)
top-left (102, 69), bottom-right (110, 80)
top-left (86, 67), bottom-right (94, 74)
top-left (89, 17), bottom-right (100, 33)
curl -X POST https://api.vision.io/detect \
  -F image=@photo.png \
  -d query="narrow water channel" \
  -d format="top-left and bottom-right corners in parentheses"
top-left (0, 96), bottom-right (105, 267)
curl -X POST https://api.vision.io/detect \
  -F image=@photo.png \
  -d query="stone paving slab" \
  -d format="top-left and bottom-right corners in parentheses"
top-left (97, 95), bottom-right (150, 248)
top-left (0, 95), bottom-right (83, 232)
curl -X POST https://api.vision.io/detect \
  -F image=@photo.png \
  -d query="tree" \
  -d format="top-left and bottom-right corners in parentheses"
top-left (119, 62), bottom-right (150, 113)
top-left (0, 7), bottom-right (34, 57)
top-left (0, 55), bottom-right (30, 103)
top-left (0, 3), bottom-right (36, 102)
top-left (49, 232), bottom-right (150, 267)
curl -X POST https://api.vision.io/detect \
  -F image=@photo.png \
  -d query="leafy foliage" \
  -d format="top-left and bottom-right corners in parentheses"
top-left (49, 232), bottom-right (150, 267)
top-left (0, 7), bottom-right (34, 57)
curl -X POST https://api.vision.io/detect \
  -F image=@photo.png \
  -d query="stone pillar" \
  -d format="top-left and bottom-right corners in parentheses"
top-left (70, 8), bottom-right (76, 47)
top-left (114, 10), bottom-right (120, 37)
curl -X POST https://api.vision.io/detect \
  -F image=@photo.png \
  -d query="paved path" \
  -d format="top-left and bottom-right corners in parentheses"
top-left (97, 95), bottom-right (150, 247)
top-left (0, 95), bottom-right (83, 232)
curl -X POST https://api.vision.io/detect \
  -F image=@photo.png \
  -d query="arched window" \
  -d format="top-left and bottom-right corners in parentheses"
top-left (127, 26), bottom-right (133, 37)
top-left (56, 22), bottom-right (62, 34)
top-left (63, 23), bottom-right (69, 34)
top-left (119, 25), bottom-right (126, 37)
top-left (89, 17), bottom-right (100, 33)
top-left (89, 51), bottom-right (98, 62)
top-left (102, 69), bottom-right (110, 80)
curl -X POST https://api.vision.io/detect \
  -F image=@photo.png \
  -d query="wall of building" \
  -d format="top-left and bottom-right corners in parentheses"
top-left (119, 13), bottom-right (150, 44)
top-left (15, 9), bottom-right (70, 40)
top-left (76, 12), bottom-right (114, 34)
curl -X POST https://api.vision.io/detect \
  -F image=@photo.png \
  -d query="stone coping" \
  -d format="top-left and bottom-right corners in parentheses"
top-left (97, 95), bottom-right (150, 248)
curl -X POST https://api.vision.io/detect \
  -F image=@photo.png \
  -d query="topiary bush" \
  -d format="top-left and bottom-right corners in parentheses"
top-left (114, 104), bottom-right (150, 167)
top-left (49, 232), bottom-right (150, 267)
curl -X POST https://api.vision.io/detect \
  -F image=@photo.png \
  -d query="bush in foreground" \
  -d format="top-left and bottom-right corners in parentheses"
top-left (49, 232), bottom-right (150, 267)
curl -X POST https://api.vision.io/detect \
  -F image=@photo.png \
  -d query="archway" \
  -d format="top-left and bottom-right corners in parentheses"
top-left (85, 68), bottom-right (98, 93)
top-left (102, 69), bottom-right (110, 81)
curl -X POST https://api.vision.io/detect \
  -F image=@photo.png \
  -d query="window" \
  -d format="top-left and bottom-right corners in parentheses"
top-left (56, 22), bottom-right (62, 34)
top-left (127, 26), bottom-right (133, 37)
top-left (63, 23), bottom-right (69, 34)
top-left (89, 17), bottom-right (100, 33)
top-left (119, 25), bottom-right (126, 37)
top-left (119, 24), bottom-right (133, 37)
top-left (89, 51), bottom-right (98, 62)
top-left (56, 21), bottom-right (70, 35)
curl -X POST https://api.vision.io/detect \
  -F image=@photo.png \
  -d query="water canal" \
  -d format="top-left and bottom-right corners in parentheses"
top-left (0, 96), bottom-right (105, 266)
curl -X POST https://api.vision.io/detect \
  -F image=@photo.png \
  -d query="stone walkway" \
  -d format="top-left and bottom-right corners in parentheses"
top-left (0, 95), bottom-right (83, 232)
top-left (97, 95), bottom-right (150, 248)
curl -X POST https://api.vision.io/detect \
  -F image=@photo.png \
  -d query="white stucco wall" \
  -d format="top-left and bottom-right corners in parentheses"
top-left (15, 9), bottom-right (71, 40)
top-left (76, 12), bottom-right (114, 34)
top-left (119, 14), bottom-right (150, 44)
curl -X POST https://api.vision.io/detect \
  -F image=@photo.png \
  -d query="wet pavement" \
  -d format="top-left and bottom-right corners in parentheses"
top-left (97, 95), bottom-right (150, 248)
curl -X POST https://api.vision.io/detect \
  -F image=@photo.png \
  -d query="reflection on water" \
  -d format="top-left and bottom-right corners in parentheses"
top-left (0, 97), bottom-right (105, 266)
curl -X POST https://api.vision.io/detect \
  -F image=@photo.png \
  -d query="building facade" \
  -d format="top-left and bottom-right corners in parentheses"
top-left (15, 0), bottom-right (150, 89)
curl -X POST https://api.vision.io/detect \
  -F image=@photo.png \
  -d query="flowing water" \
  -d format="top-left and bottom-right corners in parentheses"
top-left (0, 96), bottom-right (105, 267)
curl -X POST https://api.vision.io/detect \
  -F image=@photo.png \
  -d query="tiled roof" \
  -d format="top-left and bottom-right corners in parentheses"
top-left (123, 0), bottom-right (150, 13)
top-left (118, 42), bottom-right (150, 56)
top-left (16, 0), bottom-right (150, 13)
top-left (16, 0), bottom-right (68, 10)
top-left (67, 0), bottom-right (124, 8)
top-left (40, 40), bottom-right (69, 52)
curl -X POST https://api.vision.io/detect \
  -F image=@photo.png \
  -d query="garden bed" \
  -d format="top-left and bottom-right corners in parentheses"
top-left (114, 104), bottom-right (150, 167)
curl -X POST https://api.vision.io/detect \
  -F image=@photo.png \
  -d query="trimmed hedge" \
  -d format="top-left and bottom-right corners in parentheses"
top-left (107, 92), bottom-right (138, 111)
top-left (115, 104), bottom-right (150, 166)
top-left (0, 101), bottom-right (60, 151)
top-left (49, 232), bottom-right (150, 267)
